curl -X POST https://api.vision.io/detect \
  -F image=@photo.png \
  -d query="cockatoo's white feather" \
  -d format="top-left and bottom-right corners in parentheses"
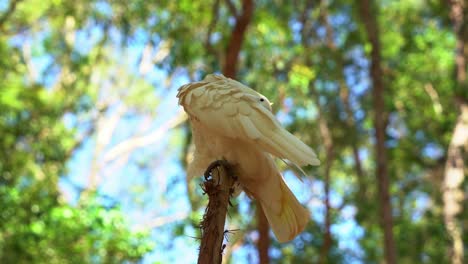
top-left (177, 74), bottom-right (320, 242)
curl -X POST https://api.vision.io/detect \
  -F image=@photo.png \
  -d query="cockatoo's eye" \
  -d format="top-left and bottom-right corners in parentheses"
top-left (258, 97), bottom-right (272, 112)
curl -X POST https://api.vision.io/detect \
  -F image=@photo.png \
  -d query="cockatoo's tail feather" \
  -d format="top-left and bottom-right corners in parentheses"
top-left (261, 179), bottom-right (310, 242)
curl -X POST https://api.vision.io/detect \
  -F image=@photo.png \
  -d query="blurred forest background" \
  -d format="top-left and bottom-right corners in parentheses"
top-left (0, 0), bottom-right (467, 263)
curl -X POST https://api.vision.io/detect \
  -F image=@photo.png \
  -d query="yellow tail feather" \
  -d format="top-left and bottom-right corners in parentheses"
top-left (259, 176), bottom-right (310, 242)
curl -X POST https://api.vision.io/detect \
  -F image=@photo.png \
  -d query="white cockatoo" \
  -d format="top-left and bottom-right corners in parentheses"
top-left (177, 74), bottom-right (320, 242)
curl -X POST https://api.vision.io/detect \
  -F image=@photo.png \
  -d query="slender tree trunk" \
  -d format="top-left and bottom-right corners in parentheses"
top-left (444, 1), bottom-right (467, 263)
top-left (319, 0), bottom-right (367, 202)
top-left (443, 103), bottom-right (468, 264)
top-left (315, 102), bottom-right (334, 264)
top-left (448, 0), bottom-right (467, 83)
top-left (339, 84), bottom-right (368, 205)
top-left (358, 1), bottom-right (397, 263)
top-left (301, 3), bottom-right (337, 260)
top-left (339, 85), bottom-right (366, 181)
top-left (223, 0), bottom-right (254, 78)
top-left (257, 207), bottom-right (270, 264)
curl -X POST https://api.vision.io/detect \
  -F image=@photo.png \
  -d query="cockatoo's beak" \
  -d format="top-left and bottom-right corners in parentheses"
top-left (267, 103), bottom-right (274, 112)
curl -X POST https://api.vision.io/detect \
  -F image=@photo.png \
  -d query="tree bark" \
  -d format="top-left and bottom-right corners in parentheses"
top-left (358, 1), bottom-right (397, 263)
top-left (315, 100), bottom-right (335, 264)
top-left (198, 161), bottom-right (236, 264)
top-left (223, 0), bottom-right (254, 78)
top-left (257, 206), bottom-right (270, 264)
top-left (444, 1), bottom-right (467, 263)
top-left (443, 103), bottom-right (468, 264)
top-left (448, 0), bottom-right (467, 83)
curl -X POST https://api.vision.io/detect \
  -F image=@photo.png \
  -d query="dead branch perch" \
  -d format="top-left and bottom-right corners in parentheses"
top-left (198, 160), bottom-right (236, 264)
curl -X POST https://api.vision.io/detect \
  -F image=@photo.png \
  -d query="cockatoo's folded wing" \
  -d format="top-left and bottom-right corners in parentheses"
top-left (177, 74), bottom-right (320, 167)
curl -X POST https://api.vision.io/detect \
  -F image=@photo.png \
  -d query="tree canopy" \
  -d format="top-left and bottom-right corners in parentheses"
top-left (0, 0), bottom-right (466, 263)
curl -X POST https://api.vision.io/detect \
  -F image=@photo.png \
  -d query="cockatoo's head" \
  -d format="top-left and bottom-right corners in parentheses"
top-left (257, 94), bottom-right (273, 112)
top-left (241, 89), bottom-right (273, 112)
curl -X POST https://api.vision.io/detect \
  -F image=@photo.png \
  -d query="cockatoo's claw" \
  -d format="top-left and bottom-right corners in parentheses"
top-left (203, 159), bottom-right (231, 181)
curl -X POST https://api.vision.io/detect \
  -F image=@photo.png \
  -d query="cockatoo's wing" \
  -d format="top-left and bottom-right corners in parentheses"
top-left (177, 74), bottom-right (320, 167)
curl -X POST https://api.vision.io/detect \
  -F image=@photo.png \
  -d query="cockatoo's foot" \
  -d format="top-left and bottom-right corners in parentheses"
top-left (204, 159), bottom-right (231, 181)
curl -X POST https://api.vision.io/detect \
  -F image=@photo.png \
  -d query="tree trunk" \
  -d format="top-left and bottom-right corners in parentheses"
top-left (448, 0), bottom-right (467, 83)
top-left (444, 1), bottom-right (467, 263)
top-left (198, 161), bottom-right (236, 264)
top-left (358, 1), bottom-right (397, 263)
top-left (315, 102), bottom-right (335, 264)
top-left (257, 206), bottom-right (270, 264)
top-left (302, 3), bottom-right (337, 261)
top-left (443, 103), bottom-right (468, 264)
top-left (223, 0), bottom-right (254, 78)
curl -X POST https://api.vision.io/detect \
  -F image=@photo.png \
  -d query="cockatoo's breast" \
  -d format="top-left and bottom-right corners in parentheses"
top-left (190, 117), bottom-right (269, 181)
top-left (190, 118), bottom-right (227, 158)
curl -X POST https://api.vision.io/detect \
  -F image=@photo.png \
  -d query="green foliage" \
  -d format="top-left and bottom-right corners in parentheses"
top-left (0, 0), bottom-right (465, 263)
top-left (0, 188), bottom-right (154, 264)
top-left (0, 1), bottom-right (153, 262)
